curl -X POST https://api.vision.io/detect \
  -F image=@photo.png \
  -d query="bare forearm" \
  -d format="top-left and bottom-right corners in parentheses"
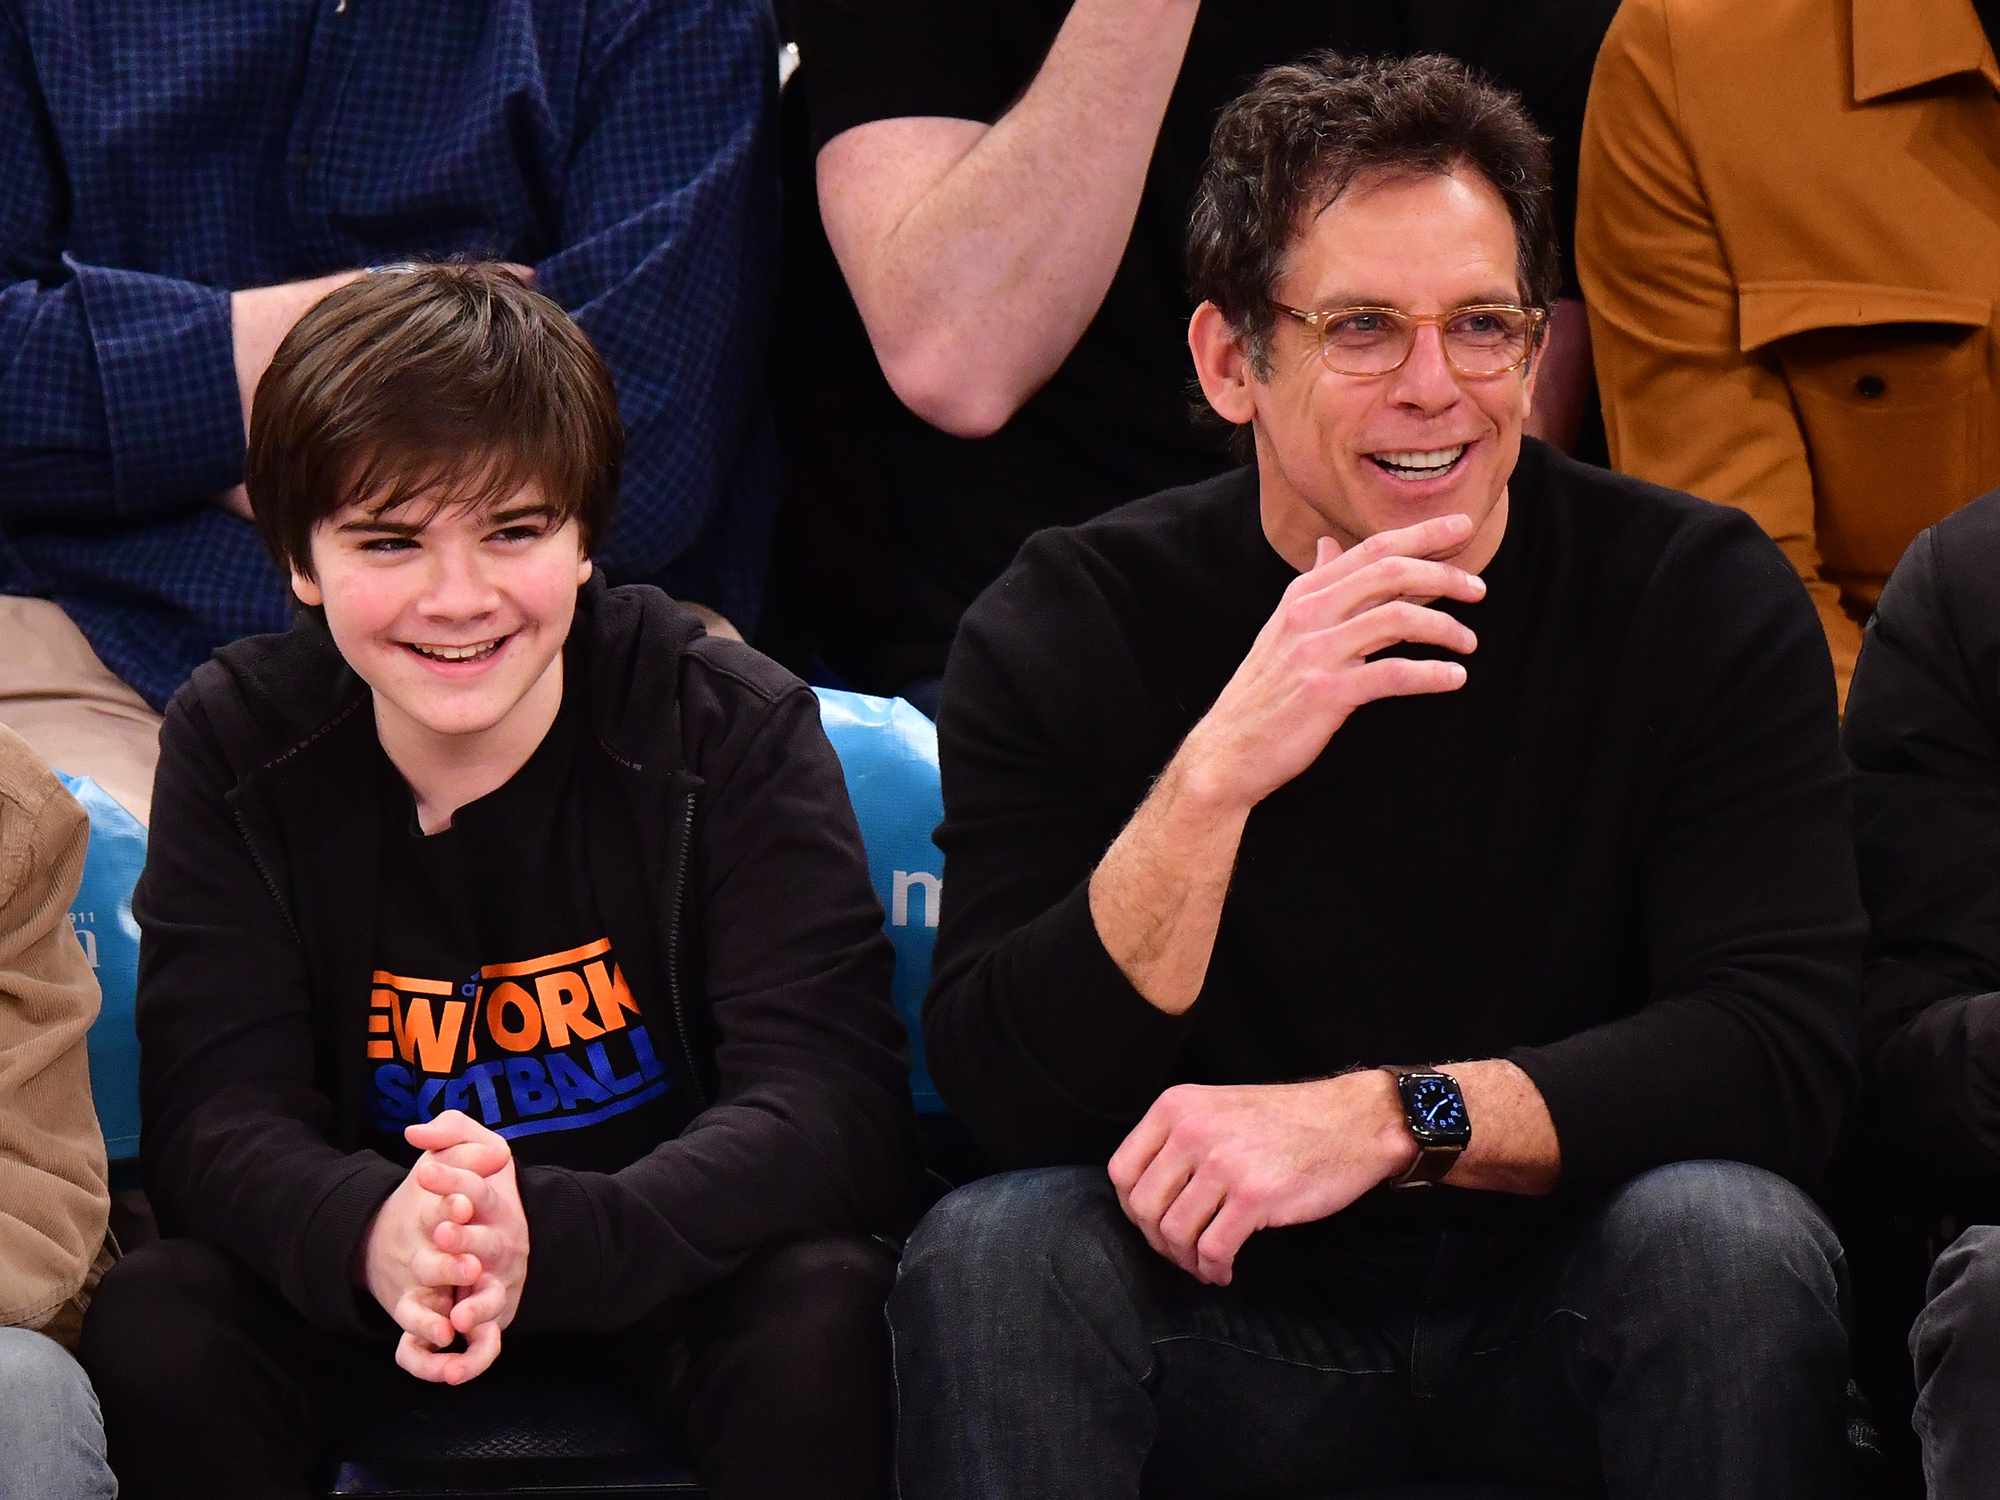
top-left (1323, 1059), bottom-right (1560, 1196)
top-left (1442, 1059), bottom-right (1560, 1194)
top-left (1087, 747), bottom-right (1249, 1016)
top-left (230, 270), bottom-right (364, 438)
top-left (820, 0), bottom-right (1199, 434)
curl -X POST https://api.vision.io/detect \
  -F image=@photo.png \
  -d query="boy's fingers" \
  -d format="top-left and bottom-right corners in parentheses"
top-left (392, 1290), bottom-right (456, 1351)
top-left (413, 1159), bottom-right (496, 1213)
top-left (407, 1109), bottom-right (507, 1152)
top-left (433, 1220), bottom-right (507, 1265)
top-left (416, 1189), bottom-right (475, 1236)
top-left (444, 1322), bottom-right (504, 1386)
top-left (395, 1331), bottom-right (458, 1384)
top-left (451, 1277), bottom-right (508, 1333)
top-left (411, 1246), bottom-right (482, 1289)
top-left (428, 1140), bottom-right (512, 1177)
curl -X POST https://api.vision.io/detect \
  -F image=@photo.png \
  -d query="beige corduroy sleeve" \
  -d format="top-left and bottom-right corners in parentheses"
top-left (0, 724), bottom-right (111, 1337)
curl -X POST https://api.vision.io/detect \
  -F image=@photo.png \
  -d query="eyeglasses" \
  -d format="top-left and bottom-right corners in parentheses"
top-left (1269, 302), bottom-right (1547, 378)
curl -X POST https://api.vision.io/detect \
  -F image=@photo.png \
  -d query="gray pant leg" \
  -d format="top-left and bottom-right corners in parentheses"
top-left (0, 1326), bottom-right (115, 1500)
top-left (1559, 1160), bottom-right (1857, 1500)
top-left (1912, 1224), bottom-right (2000, 1500)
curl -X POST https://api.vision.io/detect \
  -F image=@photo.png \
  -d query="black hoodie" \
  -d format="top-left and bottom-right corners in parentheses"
top-left (134, 576), bottom-right (916, 1336)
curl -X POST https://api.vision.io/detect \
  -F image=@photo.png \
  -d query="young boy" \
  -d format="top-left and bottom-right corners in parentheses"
top-left (81, 264), bottom-right (916, 1498)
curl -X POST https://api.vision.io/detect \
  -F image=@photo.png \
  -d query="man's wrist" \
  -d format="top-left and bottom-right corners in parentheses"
top-left (1165, 725), bottom-right (1255, 822)
top-left (1355, 1068), bottom-right (1421, 1183)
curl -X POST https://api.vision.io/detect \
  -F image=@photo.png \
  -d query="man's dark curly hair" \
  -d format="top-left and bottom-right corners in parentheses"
top-left (1187, 50), bottom-right (1560, 379)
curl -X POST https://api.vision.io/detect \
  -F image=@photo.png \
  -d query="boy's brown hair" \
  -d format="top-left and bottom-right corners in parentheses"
top-left (245, 262), bottom-right (624, 580)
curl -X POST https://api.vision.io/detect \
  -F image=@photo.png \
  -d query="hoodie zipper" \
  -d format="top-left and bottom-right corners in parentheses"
top-left (665, 787), bottom-right (706, 1108)
top-left (232, 804), bottom-right (303, 948)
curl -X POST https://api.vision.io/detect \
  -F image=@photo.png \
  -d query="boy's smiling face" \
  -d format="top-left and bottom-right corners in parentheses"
top-left (291, 482), bottom-right (592, 760)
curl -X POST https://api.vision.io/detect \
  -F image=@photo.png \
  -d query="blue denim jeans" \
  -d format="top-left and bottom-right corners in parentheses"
top-left (1909, 1224), bottom-right (2000, 1500)
top-left (0, 1326), bottom-right (115, 1500)
top-left (890, 1161), bottom-right (1856, 1499)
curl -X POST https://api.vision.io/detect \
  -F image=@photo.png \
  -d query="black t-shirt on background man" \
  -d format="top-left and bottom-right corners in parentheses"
top-left (364, 683), bottom-right (689, 1174)
top-left (778, 1), bottom-right (1619, 695)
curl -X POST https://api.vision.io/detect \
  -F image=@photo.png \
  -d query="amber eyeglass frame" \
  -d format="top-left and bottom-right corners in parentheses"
top-left (1270, 302), bottom-right (1548, 378)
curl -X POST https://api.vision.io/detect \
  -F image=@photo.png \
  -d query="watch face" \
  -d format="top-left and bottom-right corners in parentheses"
top-left (1401, 1074), bottom-right (1470, 1144)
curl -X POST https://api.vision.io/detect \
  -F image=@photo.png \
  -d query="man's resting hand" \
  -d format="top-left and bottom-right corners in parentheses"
top-left (1108, 1073), bottom-right (1416, 1286)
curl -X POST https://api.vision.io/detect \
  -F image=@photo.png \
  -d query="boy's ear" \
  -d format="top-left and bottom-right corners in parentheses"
top-left (576, 553), bottom-right (592, 587)
top-left (290, 568), bottom-right (323, 608)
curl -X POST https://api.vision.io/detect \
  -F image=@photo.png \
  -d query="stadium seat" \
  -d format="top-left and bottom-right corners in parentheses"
top-left (57, 772), bottom-right (145, 1163)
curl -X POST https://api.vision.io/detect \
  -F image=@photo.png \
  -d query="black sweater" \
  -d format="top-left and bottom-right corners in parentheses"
top-left (1846, 487), bottom-right (2000, 1181)
top-left (135, 576), bottom-right (916, 1336)
top-left (928, 439), bottom-right (1863, 1201)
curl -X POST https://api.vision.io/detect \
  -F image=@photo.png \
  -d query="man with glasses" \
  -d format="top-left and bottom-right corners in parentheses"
top-left (893, 52), bottom-right (1867, 1498)
top-left (786, 0), bottom-right (1615, 715)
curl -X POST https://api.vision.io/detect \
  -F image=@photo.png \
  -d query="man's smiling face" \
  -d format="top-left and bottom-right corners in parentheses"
top-left (291, 482), bottom-right (591, 755)
top-left (1240, 164), bottom-right (1538, 573)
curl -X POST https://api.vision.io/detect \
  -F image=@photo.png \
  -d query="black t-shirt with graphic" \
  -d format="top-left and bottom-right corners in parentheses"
top-left (362, 684), bottom-right (690, 1173)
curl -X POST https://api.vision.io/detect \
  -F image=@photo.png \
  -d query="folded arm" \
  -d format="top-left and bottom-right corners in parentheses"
top-left (0, 11), bottom-right (245, 525)
top-left (535, 0), bottom-right (781, 588)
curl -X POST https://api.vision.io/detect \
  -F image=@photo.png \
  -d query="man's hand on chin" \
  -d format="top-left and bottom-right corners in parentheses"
top-left (1107, 1072), bottom-right (1415, 1287)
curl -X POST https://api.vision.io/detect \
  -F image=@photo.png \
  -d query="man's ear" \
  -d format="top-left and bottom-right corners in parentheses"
top-left (576, 553), bottom-right (593, 587)
top-left (1189, 301), bottom-right (1257, 427)
top-left (290, 567), bottom-right (323, 608)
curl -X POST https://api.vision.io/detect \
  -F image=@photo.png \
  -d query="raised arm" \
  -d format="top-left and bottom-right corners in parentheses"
top-left (1576, 0), bottom-right (1860, 692)
top-left (1845, 505), bottom-right (2000, 1176)
top-left (926, 515), bottom-right (1486, 1165)
top-left (810, 0), bottom-right (1198, 437)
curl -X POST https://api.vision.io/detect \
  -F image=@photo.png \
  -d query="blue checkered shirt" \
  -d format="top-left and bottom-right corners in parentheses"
top-left (0, 0), bottom-right (781, 709)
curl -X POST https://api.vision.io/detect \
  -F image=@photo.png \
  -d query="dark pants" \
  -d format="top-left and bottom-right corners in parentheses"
top-left (82, 1232), bottom-right (896, 1500)
top-left (890, 1161), bottom-right (1857, 1499)
top-left (1910, 1224), bottom-right (2000, 1500)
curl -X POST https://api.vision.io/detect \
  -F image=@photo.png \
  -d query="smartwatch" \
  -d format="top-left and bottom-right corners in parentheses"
top-left (1382, 1065), bottom-right (1471, 1188)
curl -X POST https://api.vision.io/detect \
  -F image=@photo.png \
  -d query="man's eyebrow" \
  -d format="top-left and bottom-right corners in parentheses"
top-left (1298, 289), bottom-right (1523, 311)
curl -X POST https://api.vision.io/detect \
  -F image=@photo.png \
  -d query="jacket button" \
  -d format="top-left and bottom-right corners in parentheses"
top-left (1855, 373), bottom-right (1887, 399)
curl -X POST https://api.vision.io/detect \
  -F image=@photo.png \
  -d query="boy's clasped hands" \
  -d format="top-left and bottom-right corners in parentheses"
top-left (361, 1110), bottom-right (531, 1384)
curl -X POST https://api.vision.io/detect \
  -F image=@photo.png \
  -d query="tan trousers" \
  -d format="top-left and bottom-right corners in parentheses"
top-left (0, 597), bottom-right (161, 827)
